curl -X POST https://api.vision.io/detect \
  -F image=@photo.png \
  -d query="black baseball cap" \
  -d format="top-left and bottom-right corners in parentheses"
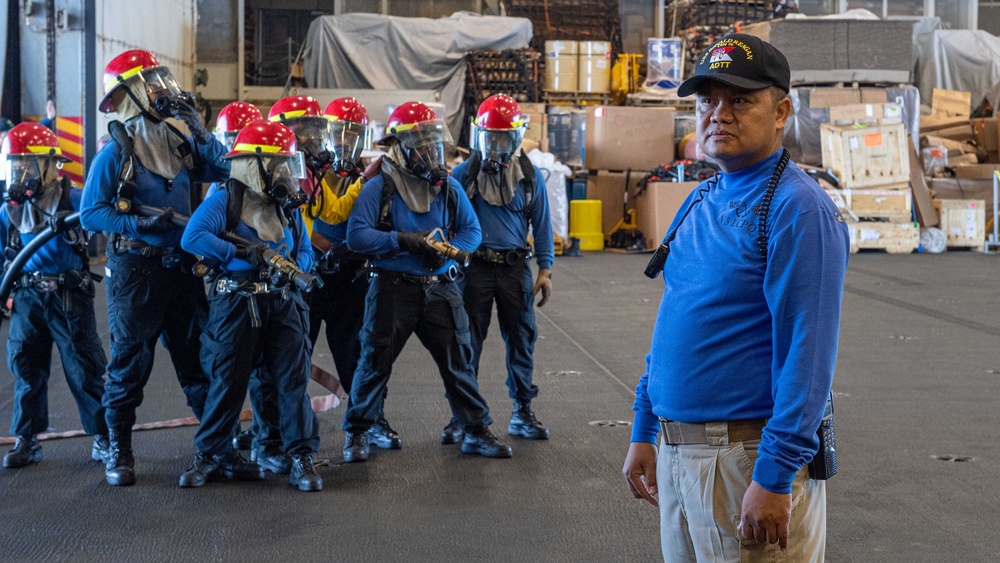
top-left (677, 33), bottom-right (790, 97)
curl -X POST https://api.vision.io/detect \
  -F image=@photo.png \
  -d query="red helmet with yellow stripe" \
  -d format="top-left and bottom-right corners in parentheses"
top-left (2, 123), bottom-right (70, 205)
top-left (99, 50), bottom-right (183, 114)
top-left (268, 96), bottom-right (329, 162)
top-left (380, 101), bottom-right (452, 185)
top-left (323, 97), bottom-right (371, 177)
top-left (222, 120), bottom-right (298, 159)
top-left (1, 123), bottom-right (69, 159)
top-left (470, 94), bottom-right (526, 172)
top-left (214, 101), bottom-right (264, 152)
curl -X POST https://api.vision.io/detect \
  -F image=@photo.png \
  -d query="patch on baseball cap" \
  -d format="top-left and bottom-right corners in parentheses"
top-left (677, 33), bottom-right (790, 97)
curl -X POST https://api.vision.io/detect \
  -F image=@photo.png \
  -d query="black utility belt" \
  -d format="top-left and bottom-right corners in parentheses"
top-left (111, 235), bottom-right (170, 257)
top-left (472, 246), bottom-right (531, 265)
top-left (214, 277), bottom-right (291, 298)
top-left (371, 265), bottom-right (459, 285)
top-left (16, 270), bottom-right (95, 293)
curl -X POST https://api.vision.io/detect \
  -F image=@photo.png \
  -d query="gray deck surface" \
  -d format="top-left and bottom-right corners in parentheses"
top-left (1, 251), bottom-right (998, 562)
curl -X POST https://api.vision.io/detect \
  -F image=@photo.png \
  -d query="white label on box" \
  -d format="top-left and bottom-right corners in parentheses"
top-left (875, 197), bottom-right (887, 203)
top-left (966, 210), bottom-right (978, 238)
top-left (951, 227), bottom-right (962, 236)
top-left (596, 60), bottom-right (608, 68)
top-left (860, 228), bottom-right (880, 242)
top-left (849, 137), bottom-right (859, 150)
top-left (865, 104), bottom-right (873, 117)
top-left (849, 227), bottom-right (857, 245)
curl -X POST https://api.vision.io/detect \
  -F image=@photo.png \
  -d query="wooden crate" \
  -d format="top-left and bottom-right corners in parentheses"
top-left (826, 185), bottom-right (911, 222)
top-left (934, 199), bottom-right (986, 250)
top-left (848, 220), bottom-right (919, 254)
top-left (821, 122), bottom-right (910, 189)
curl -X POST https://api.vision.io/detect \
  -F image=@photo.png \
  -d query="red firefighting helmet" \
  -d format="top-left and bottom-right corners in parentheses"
top-left (99, 49), bottom-right (174, 113)
top-left (268, 96), bottom-right (323, 122)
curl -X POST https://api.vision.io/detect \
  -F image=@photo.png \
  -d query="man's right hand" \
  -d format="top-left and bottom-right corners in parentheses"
top-left (622, 442), bottom-right (659, 507)
top-left (135, 207), bottom-right (175, 234)
top-left (396, 231), bottom-right (436, 257)
top-left (235, 243), bottom-right (269, 270)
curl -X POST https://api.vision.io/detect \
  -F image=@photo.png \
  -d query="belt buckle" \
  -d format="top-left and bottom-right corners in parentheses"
top-left (33, 280), bottom-right (59, 293)
top-left (253, 282), bottom-right (269, 294)
top-left (215, 279), bottom-right (231, 294)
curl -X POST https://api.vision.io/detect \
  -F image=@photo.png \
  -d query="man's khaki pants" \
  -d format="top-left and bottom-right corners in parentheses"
top-left (657, 432), bottom-right (826, 562)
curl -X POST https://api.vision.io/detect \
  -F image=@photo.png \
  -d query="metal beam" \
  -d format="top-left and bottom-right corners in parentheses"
top-left (238, 0), bottom-right (245, 99)
top-left (84, 0), bottom-right (96, 166)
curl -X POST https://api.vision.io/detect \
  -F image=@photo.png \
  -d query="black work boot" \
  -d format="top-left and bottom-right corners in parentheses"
top-left (440, 418), bottom-right (465, 445)
top-left (92, 434), bottom-right (112, 463)
top-left (216, 449), bottom-right (265, 481)
top-left (105, 428), bottom-right (136, 486)
top-left (461, 427), bottom-right (513, 458)
top-left (178, 452), bottom-right (220, 488)
top-left (252, 443), bottom-right (292, 474)
top-left (366, 416), bottom-right (402, 450)
top-left (508, 400), bottom-right (550, 440)
top-left (232, 427), bottom-right (254, 451)
top-left (342, 432), bottom-right (370, 463)
top-left (289, 453), bottom-right (323, 492)
top-left (3, 436), bottom-right (42, 468)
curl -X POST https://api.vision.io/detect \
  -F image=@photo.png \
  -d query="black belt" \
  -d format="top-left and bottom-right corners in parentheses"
top-left (472, 246), bottom-right (531, 265)
top-left (371, 266), bottom-right (459, 285)
top-left (112, 235), bottom-right (171, 258)
top-left (16, 270), bottom-right (96, 293)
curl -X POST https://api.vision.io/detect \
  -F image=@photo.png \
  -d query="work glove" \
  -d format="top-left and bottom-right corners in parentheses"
top-left (235, 243), bottom-right (269, 270)
top-left (396, 231), bottom-right (437, 258)
top-left (173, 100), bottom-right (211, 141)
top-left (533, 268), bottom-right (552, 307)
top-left (362, 157), bottom-right (383, 181)
top-left (47, 210), bottom-right (73, 234)
top-left (135, 207), bottom-right (175, 234)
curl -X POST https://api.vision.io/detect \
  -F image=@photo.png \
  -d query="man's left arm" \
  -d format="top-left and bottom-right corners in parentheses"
top-left (758, 207), bottom-right (850, 493)
top-left (189, 134), bottom-right (231, 184)
top-left (293, 211), bottom-right (315, 273)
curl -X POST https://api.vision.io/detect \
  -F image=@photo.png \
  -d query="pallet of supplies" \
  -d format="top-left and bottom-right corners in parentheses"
top-left (933, 199), bottom-right (986, 250)
top-left (821, 122), bottom-right (909, 189)
top-left (846, 220), bottom-right (919, 254)
top-left (825, 185), bottom-right (911, 222)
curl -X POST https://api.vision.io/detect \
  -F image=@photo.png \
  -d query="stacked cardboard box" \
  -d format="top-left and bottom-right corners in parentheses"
top-left (581, 106), bottom-right (676, 246)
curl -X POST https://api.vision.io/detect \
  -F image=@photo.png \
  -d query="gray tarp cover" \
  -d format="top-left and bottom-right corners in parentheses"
top-left (917, 26), bottom-right (1000, 114)
top-left (303, 12), bottom-right (532, 139)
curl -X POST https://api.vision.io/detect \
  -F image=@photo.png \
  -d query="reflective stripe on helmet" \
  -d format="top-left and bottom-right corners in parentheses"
top-left (232, 142), bottom-right (283, 154)
top-left (269, 109), bottom-right (308, 122)
top-left (105, 64), bottom-right (145, 92)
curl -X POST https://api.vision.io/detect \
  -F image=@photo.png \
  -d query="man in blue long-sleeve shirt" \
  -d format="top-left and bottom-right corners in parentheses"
top-left (451, 94), bottom-right (555, 444)
top-left (341, 101), bottom-right (512, 463)
top-left (1, 123), bottom-right (109, 469)
top-left (622, 35), bottom-right (850, 562)
top-left (179, 119), bottom-right (321, 492)
top-left (80, 50), bottom-right (229, 486)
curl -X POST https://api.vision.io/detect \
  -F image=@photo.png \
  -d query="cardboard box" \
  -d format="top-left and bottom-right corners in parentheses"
top-left (584, 106), bottom-right (674, 171)
top-left (927, 178), bottom-right (995, 224)
top-left (931, 88), bottom-right (972, 118)
top-left (972, 117), bottom-right (999, 162)
top-left (827, 103), bottom-right (900, 124)
top-left (821, 122), bottom-right (909, 189)
top-left (586, 170), bottom-right (632, 238)
top-left (934, 199), bottom-right (986, 248)
top-left (635, 181), bottom-right (698, 249)
top-left (953, 164), bottom-right (1000, 180)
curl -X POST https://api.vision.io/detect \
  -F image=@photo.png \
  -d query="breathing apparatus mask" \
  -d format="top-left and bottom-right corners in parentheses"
top-left (283, 116), bottom-right (335, 174)
top-left (470, 123), bottom-right (524, 175)
top-left (1, 155), bottom-right (60, 206)
top-left (397, 124), bottom-right (452, 187)
top-left (122, 66), bottom-right (186, 119)
top-left (253, 152), bottom-right (308, 212)
top-left (327, 119), bottom-right (371, 178)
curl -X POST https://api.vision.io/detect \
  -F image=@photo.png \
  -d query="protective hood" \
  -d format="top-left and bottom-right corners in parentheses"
top-left (5, 178), bottom-right (64, 234)
top-left (384, 144), bottom-right (441, 214)
top-left (230, 158), bottom-right (288, 243)
top-left (470, 149), bottom-right (524, 207)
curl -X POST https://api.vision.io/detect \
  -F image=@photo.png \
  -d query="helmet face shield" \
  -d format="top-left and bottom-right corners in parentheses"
top-left (136, 67), bottom-right (184, 105)
top-left (214, 131), bottom-right (239, 152)
top-left (283, 116), bottom-right (331, 160)
top-left (266, 151), bottom-right (307, 181)
top-left (1, 155), bottom-right (55, 205)
top-left (471, 124), bottom-right (524, 172)
top-left (328, 119), bottom-right (371, 175)
top-left (256, 151), bottom-right (309, 211)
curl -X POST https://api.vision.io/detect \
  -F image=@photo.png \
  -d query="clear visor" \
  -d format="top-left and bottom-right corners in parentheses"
top-left (284, 116), bottom-right (331, 158)
top-left (214, 131), bottom-right (239, 152)
top-left (328, 119), bottom-right (371, 163)
top-left (137, 67), bottom-right (184, 103)
top-left (396, 121), bottom-right (454, 151)
top-left (265, 151), bottom-right (307, 181)
top-left (1, 155), bottom-right (49, 189)
top-left (470, 124), bottom-right (524, 163)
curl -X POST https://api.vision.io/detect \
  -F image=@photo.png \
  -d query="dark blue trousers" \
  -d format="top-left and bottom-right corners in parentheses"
top-left (343, 275), bottom-right (492, 434)
top-left (103, 253), bottom-right (209, 429)
top-left (461, 259), bottom-right (539, 402)
top-left (195, 287), bottom-right (318, 455)
top-left (308, 259), bottom-right (368, 394)
top-left (7, 284), bottom-right (108, 437)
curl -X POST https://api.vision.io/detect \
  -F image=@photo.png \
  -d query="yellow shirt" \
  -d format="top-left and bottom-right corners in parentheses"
top-left (303, 175), bottom-right (364, 236)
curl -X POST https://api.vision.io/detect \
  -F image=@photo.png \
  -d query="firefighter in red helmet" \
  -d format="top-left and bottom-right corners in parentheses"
top-left (1, 124), bottom-right (109, 470)
top-left (180, 120), bottom-right (322, 492)
top-left (80, 49), bottom-right (230, 486)
top-left (341, 101), bottom-right (512, 463)
top-left (450, 94), bottom-right (554, 442)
